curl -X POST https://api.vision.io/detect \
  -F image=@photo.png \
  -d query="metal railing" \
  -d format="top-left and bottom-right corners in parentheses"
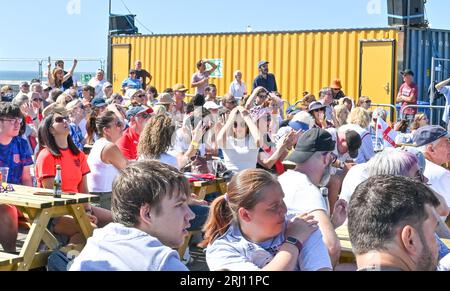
top-left (0, 57), bottom-right (106, 82)
top-left (400, 105), bottom-right (447, 125)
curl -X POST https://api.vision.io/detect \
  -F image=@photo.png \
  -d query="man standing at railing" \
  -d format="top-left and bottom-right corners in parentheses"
top-left (435, 77), bottom-right (450, 132)
top-left (396, 69), bottom-right (418, 124)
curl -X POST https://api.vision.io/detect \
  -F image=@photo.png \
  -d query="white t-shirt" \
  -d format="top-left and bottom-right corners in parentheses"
top-left (229, 80), bottom-right (247, 98)
top-left (206, 221), bottom-right (332, 271)
top-left (88, 78), bottom-right (106, 98)
top-left (424, 159), bottom-right (450, 205)
top-left (138, 153), bottom-right (179, 170)
top-left (221, 136), bottom-right (259, 173)
top-left (339, 163), bottom-right (369, 203)
top-left (70, 223), bottom-right (188, 271)
top-left (278, 170), bottom-right (328, 215)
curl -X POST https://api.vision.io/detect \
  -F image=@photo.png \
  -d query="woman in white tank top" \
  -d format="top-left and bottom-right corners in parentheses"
top-left (87, 111), bottom-right (128, 209)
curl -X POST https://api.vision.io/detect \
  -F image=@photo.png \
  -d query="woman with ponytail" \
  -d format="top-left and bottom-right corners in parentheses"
top-left (202, 169), bottom-right (332, 271)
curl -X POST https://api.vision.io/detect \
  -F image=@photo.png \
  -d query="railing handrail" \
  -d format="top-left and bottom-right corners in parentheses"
top-left (400, 104), bottom-right (447, 124)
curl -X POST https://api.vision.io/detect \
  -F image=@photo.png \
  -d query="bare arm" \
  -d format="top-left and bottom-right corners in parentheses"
top-left (63, 59), bottom-right (78, 82)
top-left (245, 87), bottom-right (261, 110)
top-left (47, 64), bottom-right (55, 87)
top-left (242, 112), bottom-right (261, 147)
top-left (436, 77), bottom-right (450, 91)
top-left (309, 209), bottom-right (341, 267)
top-left (101, 143), bottom-right (128, 171)
top-left (205, 60), bottom-right (218, 75)
top-left (217, 107), bottom-right (239, 148)
top-left (191, 77), bottom-right (208, 88)
top-left (21, 166), bottom-right (32, 187)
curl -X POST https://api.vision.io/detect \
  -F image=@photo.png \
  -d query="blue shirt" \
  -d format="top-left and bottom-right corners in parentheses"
top-left (0, 136), bottom-right (33, 184)
top-left (122, 78), bottom-right (142, 90)
top-left (69, 123), bottom-right (84, 150)
top-left (253, 73), bottom-right (278, 92)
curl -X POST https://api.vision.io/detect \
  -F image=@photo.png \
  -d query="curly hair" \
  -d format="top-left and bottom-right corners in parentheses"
top-left (138, 114), bottom-right (175, 159)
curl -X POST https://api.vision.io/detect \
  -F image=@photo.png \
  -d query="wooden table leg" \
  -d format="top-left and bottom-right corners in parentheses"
top-left (18, 209), bottom-right (53, 271)
top-left (68, 204), bottom-right (94, 241)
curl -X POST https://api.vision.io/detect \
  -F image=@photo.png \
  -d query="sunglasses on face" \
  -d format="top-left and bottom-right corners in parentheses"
top-left (226, 100), bottom-right (237, 104)
top-left (32, 98), bottom-right (43, 102)
top-left (54, 116), bottom-right (68, 123)
top-left (113, 120), bottom-right (124, 128)
top-left (322, 151), bottom-right (337, 164)
top-left (258, 94), bottom-right (268, 98)
top-left (136, 94), bottom-right (146, 98)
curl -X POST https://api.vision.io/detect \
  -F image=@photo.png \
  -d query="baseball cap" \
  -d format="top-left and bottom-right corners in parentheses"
top-left (308, 101), bottom-right (327, 112)
top-left (129, 69), bottom-right (137, 74)
top-left (172, 84), bottom-right (188, 92)
top-left (102, 82), bottom-right (112, 91)
top-left (157, 93), bottom-right (175, 105)
top-left (286, 105), bottom-right (301, 116)
top-left (345, 130), bottom-right (362, 159)
top-left (288, 121), bottom-right (310, 132)
top-left (258, 60), bottom-right (269, 68)
top-left (126, 106), bottom-right (154, 120)
top-left (286, 128), bottom-right (336, 164)
top-left (401, 69), bottom-right (414, 77)
top-left (20, 81), bottom-right (29, 87)
top-left (203, 101), bottom-right (222, 110)
top-left (413, 125), bottom-right (449, 147)
top-left (91, 97), bottom-right (107, 108)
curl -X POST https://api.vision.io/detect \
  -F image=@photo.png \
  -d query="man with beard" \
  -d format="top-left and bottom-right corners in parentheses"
top-left (349, 175), bottom-right (440, 271)
top-left (253, 61), bottom-right (278, 92)
top-left (278, 128), bottom-right (348, 267)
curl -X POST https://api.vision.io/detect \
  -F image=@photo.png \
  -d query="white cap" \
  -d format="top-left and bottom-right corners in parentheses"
top-left (203, 101), bottom-right (222, 110)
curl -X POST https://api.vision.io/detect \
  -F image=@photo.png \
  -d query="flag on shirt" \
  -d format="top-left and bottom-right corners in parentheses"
top-left (377, 117), bottom-right (397, 148)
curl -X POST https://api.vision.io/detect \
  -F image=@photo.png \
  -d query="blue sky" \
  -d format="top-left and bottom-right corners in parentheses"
top-left (1, 0), bottom-right (449, 71)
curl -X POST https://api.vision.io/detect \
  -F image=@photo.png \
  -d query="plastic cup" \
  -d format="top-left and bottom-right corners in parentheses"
top-left (0, 167), bottom-right (9, 187)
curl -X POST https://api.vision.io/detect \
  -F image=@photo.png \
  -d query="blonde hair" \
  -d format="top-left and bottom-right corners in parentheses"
top-left (333, 104), bottom-right (349, 128)
top-left (347, 107), bottom-right (371, 128)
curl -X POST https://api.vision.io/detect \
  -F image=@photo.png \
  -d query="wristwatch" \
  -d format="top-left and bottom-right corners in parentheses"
top-left (284, 236), bottom-right (303, 252)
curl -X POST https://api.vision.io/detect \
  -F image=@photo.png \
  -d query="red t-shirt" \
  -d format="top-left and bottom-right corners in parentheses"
top-left (116, 127), bottom-right (140, 160)
top-left (399, 83), bottom-right (418, 115)
top-left (35, 148), bottom-right (90, 193)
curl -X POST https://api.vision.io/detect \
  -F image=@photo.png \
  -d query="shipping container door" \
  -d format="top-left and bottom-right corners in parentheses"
top-left (359, 40), bottom-right (396, 121)
top-left (112, 44), bottom-right (131, 94)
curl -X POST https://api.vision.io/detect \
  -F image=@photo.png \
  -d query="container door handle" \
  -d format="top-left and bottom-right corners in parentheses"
top-left (384, 82), bottom-right (390, 94)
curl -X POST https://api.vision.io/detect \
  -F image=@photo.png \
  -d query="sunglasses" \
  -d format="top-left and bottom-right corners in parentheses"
top-left (54, 116), bottom-right (68, 123)
top-left (32, 98), bottom-right (43, 102)
top-left (364, 100), bottom-right (372, 104)
top-left (226, 100), bottom-right (237, 104)
top-left (257, 94), bottom-right (268, 98)
top-left (233, 121), bottom-right (246, 128)
top-left (136, 94), bottom-right (146, 98)
top-left (113, 120), bottom-right (124, 128)
top-left (322, 151), bottom-right (337, 164)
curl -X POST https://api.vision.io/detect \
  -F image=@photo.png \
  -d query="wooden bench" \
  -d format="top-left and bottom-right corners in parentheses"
top-left (177, 178), bottom-right (229, 259)
top-left (0, 253), bottom-right (23, 271)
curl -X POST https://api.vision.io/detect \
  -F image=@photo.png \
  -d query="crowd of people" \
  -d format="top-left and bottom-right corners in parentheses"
top-left (0, 58), bottom-right (449, 271)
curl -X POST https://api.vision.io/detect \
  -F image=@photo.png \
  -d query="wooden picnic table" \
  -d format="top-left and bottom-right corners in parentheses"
top-left (190, 178), bottom-right (229, 200)
top-left (0, 185), bottom-right (98, 271)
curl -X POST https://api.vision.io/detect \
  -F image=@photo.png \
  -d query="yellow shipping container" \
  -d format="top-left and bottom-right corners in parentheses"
top-left (111, 28), bottom-right (401, 109)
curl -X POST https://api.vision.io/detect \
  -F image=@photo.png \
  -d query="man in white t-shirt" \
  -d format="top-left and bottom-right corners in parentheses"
top-left (88, 69), bottom-right (107, 98)
top-left (278, 128), bottom-right (347, 266)
top-left (414, 125), bottom-right (450, 206)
